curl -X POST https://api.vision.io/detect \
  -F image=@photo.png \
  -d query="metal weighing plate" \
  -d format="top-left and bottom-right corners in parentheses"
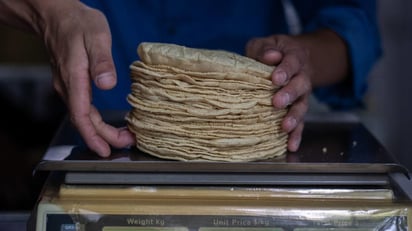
top-left (36, 111), bottom-right (408, 175)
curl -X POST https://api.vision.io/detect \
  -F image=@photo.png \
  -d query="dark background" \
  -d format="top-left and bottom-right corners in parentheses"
top-left (0, 0), bottom-right (411, 212)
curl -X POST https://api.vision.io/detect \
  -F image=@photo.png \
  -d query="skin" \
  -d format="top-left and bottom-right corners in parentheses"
top-left (245, 30), bottom-right (349, 151)
top-left (0, 0), bottom-right (349, 156)
top-left (0, 0), bottom-right (135, 157)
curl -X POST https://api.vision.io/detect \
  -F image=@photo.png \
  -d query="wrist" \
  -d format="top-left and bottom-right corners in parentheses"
top-left (0, 0), bottom-right (83, 36)
top-left (0, 0), bottom-right (37, 32)
top-left (29, 0), bottom-right (83, 36)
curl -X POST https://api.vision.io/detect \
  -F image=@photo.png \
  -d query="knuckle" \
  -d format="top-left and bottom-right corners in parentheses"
top-left (245, 37), bottom-right (261, 58)
top-left (246, 37), bottom-right (258, 47)
top-left (69, 113), bottom-right (81, 126)
top-left (52, 78), bottom-right (62, 93)
top-left (303, 78), bottom-right (312, 93)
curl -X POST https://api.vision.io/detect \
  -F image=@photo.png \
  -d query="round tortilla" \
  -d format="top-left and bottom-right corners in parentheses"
top-left (126, 42), bottom-right (288, 161)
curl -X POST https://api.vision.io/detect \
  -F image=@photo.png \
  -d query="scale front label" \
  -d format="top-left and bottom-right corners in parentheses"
top-left (44, 214), bottom-right (408, 231)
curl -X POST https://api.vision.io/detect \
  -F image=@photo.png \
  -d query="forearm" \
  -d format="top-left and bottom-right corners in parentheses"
top-left (295, 29), bottom-right (350, 87)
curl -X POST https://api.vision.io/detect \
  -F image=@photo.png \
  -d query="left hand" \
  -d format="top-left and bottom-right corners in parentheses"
top-left (41, 1), bottom-right (135, 157)
top-left (245, 34), bottom-right (313, 152)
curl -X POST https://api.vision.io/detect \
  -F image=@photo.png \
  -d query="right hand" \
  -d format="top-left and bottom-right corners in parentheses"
top-left (38, 1), bottom-right (135, 157)
top-left (246, 35), bottom-right (312, 152)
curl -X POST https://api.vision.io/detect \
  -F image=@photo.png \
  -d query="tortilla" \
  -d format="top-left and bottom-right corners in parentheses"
top-left (126, 42), bottom-right (288, 161)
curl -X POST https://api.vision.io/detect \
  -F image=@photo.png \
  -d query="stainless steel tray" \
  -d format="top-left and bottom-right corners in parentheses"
top-left (36, 111), bottom-right (408, 175)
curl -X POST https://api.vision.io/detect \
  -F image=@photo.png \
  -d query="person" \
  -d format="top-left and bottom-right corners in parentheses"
top-left (0, 0), bottom-right (381, 157)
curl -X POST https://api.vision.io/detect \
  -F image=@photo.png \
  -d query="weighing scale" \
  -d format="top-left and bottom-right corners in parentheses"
top-left (30, 111), bottom-right (412, 231)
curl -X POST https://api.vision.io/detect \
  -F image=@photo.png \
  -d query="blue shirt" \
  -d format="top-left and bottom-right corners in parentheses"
top-left (81, 0), bottom-right (381, 110)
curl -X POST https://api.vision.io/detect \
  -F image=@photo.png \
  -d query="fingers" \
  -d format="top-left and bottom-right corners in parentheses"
top-left (89, 106), bottom-right (135, 149)
top-left (84, 11), bottom-right (117, 90)
top-left (277, 86), bottom-right (309, 152)
top-left (279, 88), bottom-right (309, 132)
top-left (44, 3), bottom-right (132, 157)
top-left (80, 12), bottom-right (135, 155)
top-left (273, 47), bottom-right (309, 86)
top-left (274, 72), bottom-right (310, 152)
top-left (70, 33), bottom-right (132, 156)
top-left (287, 120), bottom-right (304, 152)
top-left (71, 110), bottom-right (112, 157)
top-left (67, 49), bottom-right (132, 157)
top-left (279, 96), bottom-right (307, 152)
top-left (273, 72), bottom-right (311, 108)
top-left (246, 35), bottom-right (312, 152)
top-left (245, 37), bottom-right (283, 66)
top-left (246, 36), bottom-right (308, 87)
top-left (60, 35), bottom-right (111, 157)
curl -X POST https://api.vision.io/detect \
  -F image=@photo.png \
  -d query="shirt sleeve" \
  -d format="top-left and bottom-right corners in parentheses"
top-left (292, 0), bottom-right (382, 110)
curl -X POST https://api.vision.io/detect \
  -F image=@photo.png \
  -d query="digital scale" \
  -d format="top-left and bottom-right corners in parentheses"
top-left (30, 111), bottom-right (412, 231)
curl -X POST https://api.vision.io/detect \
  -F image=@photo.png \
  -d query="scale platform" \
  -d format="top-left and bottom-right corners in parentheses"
top-left (31, 111), bottom-right (412, 231)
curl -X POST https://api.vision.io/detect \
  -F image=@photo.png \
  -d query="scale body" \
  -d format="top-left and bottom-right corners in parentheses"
top-left (31, 111), bottom-right (412, 230)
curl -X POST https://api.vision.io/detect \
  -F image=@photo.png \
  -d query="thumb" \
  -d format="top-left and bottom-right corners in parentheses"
top-left (86, 31), bottom-right (117, 90)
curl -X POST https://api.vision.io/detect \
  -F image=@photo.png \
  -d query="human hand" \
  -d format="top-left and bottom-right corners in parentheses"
top-left (245, 35), bottom-right (312, 152)
top-left (40, 1), bottom-right (135, 157)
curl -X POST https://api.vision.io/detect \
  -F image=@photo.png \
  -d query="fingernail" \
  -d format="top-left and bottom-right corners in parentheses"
top-left (273, 71), bottom-right (287, 85)
top-left (286, 117), bottom-right (297, 130)
top-left (280, 92), bottom-right (290, 106)
top-left (96, 72), bottom-right (115, 87)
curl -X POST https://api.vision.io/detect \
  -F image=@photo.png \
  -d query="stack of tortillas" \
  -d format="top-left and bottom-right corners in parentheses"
top-left (126, 42), bottom-right (288, 162)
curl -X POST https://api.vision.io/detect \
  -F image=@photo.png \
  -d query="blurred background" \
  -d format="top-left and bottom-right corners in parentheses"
top-left (360, 0), bottom-right (412, 172)
top-left (0, 25), bottom-right (64, 212)
top-left (0, 0), bottom-right (410, 215)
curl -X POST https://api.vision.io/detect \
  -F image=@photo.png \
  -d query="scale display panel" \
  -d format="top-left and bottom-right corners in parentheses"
top-left (35, 185), bottom-right (412, 231)
top-left (42, 213), bottom-right (408, 231)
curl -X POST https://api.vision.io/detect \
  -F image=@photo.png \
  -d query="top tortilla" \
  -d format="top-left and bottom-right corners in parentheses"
top-left (138, 42), bottom-right (274, 78)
